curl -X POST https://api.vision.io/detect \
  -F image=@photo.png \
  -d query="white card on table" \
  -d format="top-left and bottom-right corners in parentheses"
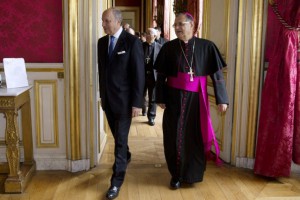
top-left (3, 58), bottom-right (29, 88)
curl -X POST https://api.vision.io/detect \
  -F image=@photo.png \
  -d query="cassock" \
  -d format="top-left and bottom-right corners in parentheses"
top-left (154, 37), bottom-right (228, 183)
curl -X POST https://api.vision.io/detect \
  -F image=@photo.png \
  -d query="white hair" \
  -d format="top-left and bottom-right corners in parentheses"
top-left (126, 28), bottom-right (135, 35)
top-left (147, 28), bottom-right (158, 36)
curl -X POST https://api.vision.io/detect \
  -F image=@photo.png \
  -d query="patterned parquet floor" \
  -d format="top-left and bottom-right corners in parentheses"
top-left (0, 108), bottom-right (300, 199)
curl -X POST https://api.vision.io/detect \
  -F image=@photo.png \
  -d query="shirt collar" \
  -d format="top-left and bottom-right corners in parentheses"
top-left (112, 27), bottom-right (123, 39)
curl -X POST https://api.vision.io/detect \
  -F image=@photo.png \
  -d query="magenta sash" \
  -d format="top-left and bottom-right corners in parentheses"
top-left (167, 72), bottom-right (222, 165)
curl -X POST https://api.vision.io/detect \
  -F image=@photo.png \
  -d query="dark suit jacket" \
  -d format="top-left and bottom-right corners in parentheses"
top-left (155, 37), bottom-right (168, 46)
top-left (142, 41), bottom-right (162, 81)
top-left (97, 30), bottom-right (145, 114)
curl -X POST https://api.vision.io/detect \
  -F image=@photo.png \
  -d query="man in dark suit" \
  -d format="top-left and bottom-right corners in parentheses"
top-left (142, 28), bottom-right (162, 126)
top-left (97, 8), bottom-right (144, 200)
top-left (154, 26), bottom-right (168, 45)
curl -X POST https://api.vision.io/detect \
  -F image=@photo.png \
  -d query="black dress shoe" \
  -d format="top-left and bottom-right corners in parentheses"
top-left (142, 112), bottom-right (146, 116)
top-left (148, 119), bottom-right (155, 126)
top-left (170, 177), bottom-right (181, 189)
top-left (106, 186), bottom-right (120, 200)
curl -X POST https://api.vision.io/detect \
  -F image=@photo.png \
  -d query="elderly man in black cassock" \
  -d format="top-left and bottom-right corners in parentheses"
top-left (142, 28), bottom-right (162, 126)
top-left (154, 12), bottom-right (229, 189)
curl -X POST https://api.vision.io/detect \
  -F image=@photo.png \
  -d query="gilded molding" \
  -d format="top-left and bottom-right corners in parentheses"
top-left (97, 101), bottom-right (101, 154)
top-left (69, 0), bottom-right (81, 160)
top-left (201, 0), bottom-right (211, 39)
top-left (232, 0), bottom-right (264, 162)
top-left (0, 99), bottom-right (14, 108)
top-left (34, 80), bottom-right (59, 148)
top-left (145, 0), bottom-right (153, 30)
top-left (246, 0), bottom-right (264, 158)
top-left (26, 68), bottom-right (64, 72)
top-left (232, 0), bottom-right (245, 165)
top-left (88, 0), bottom-right (95, 167)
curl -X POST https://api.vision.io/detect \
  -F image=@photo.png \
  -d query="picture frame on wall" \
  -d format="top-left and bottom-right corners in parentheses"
top-left (116, 6), bottom-right (140, 31)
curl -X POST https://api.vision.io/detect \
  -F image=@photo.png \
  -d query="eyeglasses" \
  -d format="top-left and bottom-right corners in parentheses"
top-left (172, 21), bottom-right (190, 28)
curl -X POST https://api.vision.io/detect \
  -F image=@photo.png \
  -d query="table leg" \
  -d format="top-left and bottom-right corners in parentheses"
top-left (22, 98), bottom-right (34, 164)
top-left (5, 110), bottom-right (21, 178)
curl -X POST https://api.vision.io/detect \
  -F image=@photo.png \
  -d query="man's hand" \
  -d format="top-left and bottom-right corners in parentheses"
top-left (218, 104), bottom-right (228, 112)
top-left (158, 104), bottom-right (166, 109)
top-left (132, 107), bottom-right (141, 117)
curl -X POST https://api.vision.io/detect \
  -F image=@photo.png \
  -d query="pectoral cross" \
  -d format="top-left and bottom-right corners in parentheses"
top-left (188, 68), bottom-right (194, 82)
top-left (145, 57), bottom-right (150, 64)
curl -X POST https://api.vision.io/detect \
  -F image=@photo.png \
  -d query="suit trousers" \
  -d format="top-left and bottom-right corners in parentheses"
top-left (105, 101), bottom-right (132, 187)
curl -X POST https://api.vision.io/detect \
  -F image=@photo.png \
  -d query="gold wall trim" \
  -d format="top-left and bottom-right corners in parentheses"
top-left (88, 0), bottom-right (95, 168)
top-left (0, 141), bottom-right (23, 146)
top-left (232, 0), bottom-right (245, 164)
top-left (27, 68), bottom-right (64, 72)
top-left (201, 0), bottom-right (211, 39)
top-left (145, 0), bottom-right (153, 30)
top-left (63, 0), bottom-right (69, 161)
top-left (69, 0), bottom-right (81, 160)
top-left (232, 0), bottom-right (264, 162)
top-left (246, 0), bottom-right (264, 158)
top-left (97, 101), bottom-right (101, 154)
top-left (34, 80), bottom-right (59, 148)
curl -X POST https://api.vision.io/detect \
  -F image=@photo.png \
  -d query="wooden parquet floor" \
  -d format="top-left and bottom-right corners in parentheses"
top-left (1, 108), bottom-right (300, 199)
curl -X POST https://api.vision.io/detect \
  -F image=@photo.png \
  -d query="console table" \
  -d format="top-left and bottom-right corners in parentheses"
top-left (0, 86), bottom-right (35, 193)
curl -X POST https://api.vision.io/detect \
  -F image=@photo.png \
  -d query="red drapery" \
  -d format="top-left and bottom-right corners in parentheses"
top-left (254, 0), bottom-right (300, 177)
top-left (187, 0), bottom-right (201, 35)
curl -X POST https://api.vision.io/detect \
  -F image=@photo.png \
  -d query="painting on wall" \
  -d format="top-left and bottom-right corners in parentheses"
top-left (122, 19), bottom-right (133, 28)
top-left (116, 6), bottom-right (140, 31)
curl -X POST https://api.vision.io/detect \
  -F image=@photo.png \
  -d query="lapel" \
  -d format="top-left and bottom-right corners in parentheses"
top-left (104, 35), bottom-right (109, 64)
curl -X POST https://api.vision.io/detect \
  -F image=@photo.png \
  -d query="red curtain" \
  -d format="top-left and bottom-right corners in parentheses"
top-left (187, 0), bottom-right (201, 35)
top-left (254, 0), bottom-right (300, 177)
top-left (163, 0), bottom-right (170, 40)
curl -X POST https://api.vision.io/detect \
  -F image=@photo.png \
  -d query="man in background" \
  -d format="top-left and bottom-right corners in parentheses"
top-left (126, 27), bottom-right (135, 35)
top-left (122, 23), bottom-right (130, 31)
top-left (154, 26), bottom-right (168, 45)
top-left (140, 32), bottom-right (147, 42)
top-left (142, 28), bottom-right (162, 126)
